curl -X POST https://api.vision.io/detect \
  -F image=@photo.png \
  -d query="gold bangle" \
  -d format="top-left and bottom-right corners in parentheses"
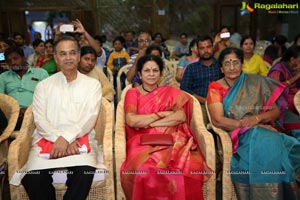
top-left (285, 80), bottom-right (291, 86)
top-left (255, 116), bottom-right (260, 123)
top-left (154, 112), bottom-right (163, 119)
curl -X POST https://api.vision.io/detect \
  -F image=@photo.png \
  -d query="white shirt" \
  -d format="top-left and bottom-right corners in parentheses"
top-left (11, 71), bottom-right (104, 185)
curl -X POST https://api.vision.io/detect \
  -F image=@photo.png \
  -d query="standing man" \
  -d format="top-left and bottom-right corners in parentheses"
top-left (180, 35), bottom-right (222, 124)
top-left (0, 46), bottom-right (48, 128)
top-left (12, 35), bottom-right (102, 200)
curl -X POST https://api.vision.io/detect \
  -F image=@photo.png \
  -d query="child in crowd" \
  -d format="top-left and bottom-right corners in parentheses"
top-left (107, 36), bottom-right (130, 89)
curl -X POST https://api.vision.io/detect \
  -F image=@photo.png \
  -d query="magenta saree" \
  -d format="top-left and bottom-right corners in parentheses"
top-left (120, 86), bottom-right (211, 200)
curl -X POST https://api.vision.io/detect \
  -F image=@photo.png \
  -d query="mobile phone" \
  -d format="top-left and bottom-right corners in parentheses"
top-left (59, 24), bottom-right (74, 33)
top-left (0, 52), bottom-right (5, 62)
top-left (220, 32), bottom-right (230, 39)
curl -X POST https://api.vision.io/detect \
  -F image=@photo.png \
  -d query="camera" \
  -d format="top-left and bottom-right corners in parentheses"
top-left (220, 32), bottom-right (230, 39)
top-left (0, 52), bottom-right (5, 62)
top-left (59, 24), bottom-right (74, 33)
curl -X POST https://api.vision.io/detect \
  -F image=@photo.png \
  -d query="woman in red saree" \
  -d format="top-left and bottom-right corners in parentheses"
top-left (120, 55), bottom-right (211, 199)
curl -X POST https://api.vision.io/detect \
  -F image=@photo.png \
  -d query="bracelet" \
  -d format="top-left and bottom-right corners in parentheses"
top-left (154, 112), bottom-right (163, 119)
top-left (238, 120), bottom-right (243, 128)
top-left (285, 80), bottom-right (291, 86)
top-left (255, 116), bottom-right (260, 123)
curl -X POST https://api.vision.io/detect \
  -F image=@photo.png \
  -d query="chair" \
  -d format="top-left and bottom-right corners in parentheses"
top-left (106, 67), bottom-right (114, 85)
top-left (116, 64), bottom-right (130, 102)
top-left (264, 61), bottom-right (272, 70)
top-left (8, 98), bottom-right (115, 200)
top-left (0, 94), bottom-right (19, 199)
top-left (164, 59), bottom-right (178, 78)
top-left (205, 102), bottom-right (238, 200)
top-left (294, 90), bottom-right (300, 114)
top-left (115, 89), bottom-right (216, 200)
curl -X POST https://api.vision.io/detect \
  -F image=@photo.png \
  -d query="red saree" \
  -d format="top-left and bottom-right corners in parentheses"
top-left (121, 86), bottom-right (211, 200)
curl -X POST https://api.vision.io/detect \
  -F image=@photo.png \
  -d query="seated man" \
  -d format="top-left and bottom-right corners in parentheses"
top-left (0, 46), bottom-right (48, 129)
top-left (10, 35), bottom-right (102, 200)
top-left (180, 35), bottom-right (223, 125)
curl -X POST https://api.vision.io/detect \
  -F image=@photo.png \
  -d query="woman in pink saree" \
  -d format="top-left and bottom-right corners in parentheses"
top-left (120, 55), bottom-right (211, 199)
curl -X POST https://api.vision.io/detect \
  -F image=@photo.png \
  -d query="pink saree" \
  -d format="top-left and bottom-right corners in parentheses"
top-left (121, 86), bottom-right (211, 200)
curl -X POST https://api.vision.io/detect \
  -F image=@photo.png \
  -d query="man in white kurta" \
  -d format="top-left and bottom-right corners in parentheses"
top-left (11, 35), bottom-right (102, 200)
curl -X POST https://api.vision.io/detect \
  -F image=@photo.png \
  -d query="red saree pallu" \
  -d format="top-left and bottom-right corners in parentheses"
top-left (121, 86), bottom-right (211, 200)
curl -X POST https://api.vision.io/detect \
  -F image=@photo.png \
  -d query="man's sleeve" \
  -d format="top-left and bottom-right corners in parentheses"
top-left (0, 74), bottom-right (5, 93)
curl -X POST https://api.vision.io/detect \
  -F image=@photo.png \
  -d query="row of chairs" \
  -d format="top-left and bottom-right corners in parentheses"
top-left (2, 87), bottom-right (300, 199)
top-left (112, 59), bottom-right (178, 102)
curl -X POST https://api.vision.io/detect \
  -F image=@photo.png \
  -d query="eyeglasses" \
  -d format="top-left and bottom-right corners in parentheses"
top-left (223, 59), bottom-right (241, 68)
top-left (138, 39), bottom-right (151, 43)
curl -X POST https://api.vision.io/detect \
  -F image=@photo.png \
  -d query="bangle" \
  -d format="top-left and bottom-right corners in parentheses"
top-left (238, 120), bottom-right (243, 128)
top-left (255, 116), bottom-right (260, 123)
top-left (154, 112), bottom-right (163, 119)
top-left (285, 80), bottom-right (291, 85)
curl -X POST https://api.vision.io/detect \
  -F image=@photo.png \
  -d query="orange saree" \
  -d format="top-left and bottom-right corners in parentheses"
top-left (120, 86), bottom-right (211, 200)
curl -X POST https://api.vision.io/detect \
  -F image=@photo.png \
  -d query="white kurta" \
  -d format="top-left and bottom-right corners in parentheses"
top-left (11, 71), bottom-right (105, 185)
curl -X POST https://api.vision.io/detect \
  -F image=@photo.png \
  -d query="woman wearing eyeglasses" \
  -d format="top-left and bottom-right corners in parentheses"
top-left (207, 47), bottom-right (300, 199)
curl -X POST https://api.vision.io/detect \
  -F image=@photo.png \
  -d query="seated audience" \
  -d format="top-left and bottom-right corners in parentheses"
top-left (263, 35), bottom-right (287, 65)
top-left (121, 54), bottom-right (211, 199)
top-left (180, 35), bottom-right (222, 124)
top-left (42, 39), bottom-right (57, 75)
top-left (13, 32), bottom-right (34, 59)
top-left (175, 38), bottom-right (199, 82)
top-left (240, 35), bottom-right (269, 75)
top-left (152, 32), bottom-right (170, 58)
top-left (207, 47), bottom-right (300, 199)
top-left (268, 45), bottom-right (300, 114)
top-left (27, 39), bottom-right (46, 67)
top-left (123, 30), bottom-right (138, 56)
top-left (126, 32), bottom-right (152, 83)
top-left (213, 26), bottom-right (237, 59)
top-left (78, 46), bottom-right (115, 102)
top-left (132, 45), bottom-right (178, 87)
top-left (172, 32), bottom-right (189, 60)
top-left (0, 46), bottom-right (48, 129)
top-left (10, 35), bottom-right (103, 200)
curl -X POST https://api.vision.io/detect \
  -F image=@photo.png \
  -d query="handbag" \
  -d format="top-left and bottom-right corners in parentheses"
top-left (140, 134), bottom-right (174, 146)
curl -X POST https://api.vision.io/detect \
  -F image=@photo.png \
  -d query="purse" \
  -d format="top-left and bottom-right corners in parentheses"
top-left (140, 134), bottom-right (174, 146)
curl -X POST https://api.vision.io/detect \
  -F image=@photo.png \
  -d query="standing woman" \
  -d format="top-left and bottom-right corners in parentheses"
top-left (121, 54), bottom-right (211, 200)
top-left (240, 35), bottom-right (269, 76)
top-left (175, 38), bottom-right (199, 82)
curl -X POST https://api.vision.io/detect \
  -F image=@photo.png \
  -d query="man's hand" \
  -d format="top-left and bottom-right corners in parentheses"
top-left (72, 19), bottom-right (85, 34)
top-left (66, 140), bottom-right (81, 156)
top-left (50, 136), bottom-right (69, 159)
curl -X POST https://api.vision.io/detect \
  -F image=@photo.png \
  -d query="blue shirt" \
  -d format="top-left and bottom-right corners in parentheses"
top-left (180, 59), bottom-right (222, 98)
top-left (0, 67), bottom-right (49, 107)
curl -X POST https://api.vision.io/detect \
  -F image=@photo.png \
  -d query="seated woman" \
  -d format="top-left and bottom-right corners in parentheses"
top-left (175, 38), bottom-right (199, 82)
top-left (240, 35), bottom-right (269, 76)
top-left (268, 45), bottom-right (300, 115)
top-left (78, 46), bottom-right (115, 102)
top-left (207, 47), bottom-right (300, 199)
top-left (121, 54), bottom-right (211, 199)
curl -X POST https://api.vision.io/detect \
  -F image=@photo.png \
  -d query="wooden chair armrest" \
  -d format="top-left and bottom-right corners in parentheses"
top-left (8, 106), bottom-right (34, 181)
top-left (115, 100), bottom-right (126, 200)
top-left (101, 99), bottom-right (115, 198)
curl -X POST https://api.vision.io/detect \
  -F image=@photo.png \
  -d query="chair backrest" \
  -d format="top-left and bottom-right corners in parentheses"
top-left (254, 40), bottom-right (271, 57)
top-left (117, 64), bottom-right (131, 102)
top-left (294, 90), bottom-right (300, 115)
top-left (115, 90), bottom-right (216, 199)
top-left (0, 94), bottom-right (20, 143)
top-left (105, 67), bottom-right (114, 84)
